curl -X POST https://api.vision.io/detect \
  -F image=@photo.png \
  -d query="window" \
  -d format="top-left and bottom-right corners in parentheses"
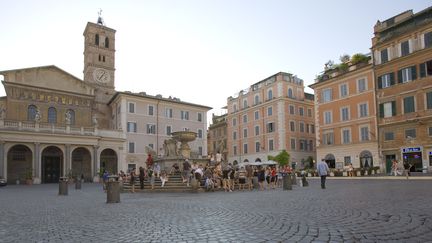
top-left (307, 108), bottom-right (312, 117)
top-left (243, 144), bottom-right (248, 154)
top-left (324, 111), bottom-right (332, 124)
top-left (267, 90), bottom-right (273, 100)
top-left (254, 111), bottom-right (259, 120)
top-left (181, 111), bottom-right (189, 120)
top-left (48, 107), bottom-right (57, 124)
top-left (401, 40), bottom-right (410, 56)
top-left (146, 124), bottom-right (156, 134)
top-left (288, 88), bottom-right (294, 98)
top-left (127, 122), bottom-right (137, 133)
top-left (128, 102), bottom-right (135, 113)
top-left (420, 60), bottom-right (432, 77)
top-left (323, 132), bottom-right (334, 145)
top-left (148, 105), bottom-right (154, 116)
top-left (198, 113), bottom-right (203, 122)
top-left (384, 132), bottom-right (394, 140)
top-left (306, 124), bottom-right (310, 133)
top-left (243, 115), bottom-right (248, 123)
top-left (342, 129), bottom-right (351, 144)
top-left (357, 78), bottom-right (366, 92)
top-left (95, 34), bottom-right (99, 45)
top-left (255, 142), bottom-right (260, 153)
top-left (267, 122), bottom-right (275, 133)
top-left (165, 108), bottom-right (173, 118)
top-left (359, 103), bottom-right (368, 117)
top-left (243, 99), bottom-right (248, 109)
top-left (198, 146), bottom-right (203, 156)
top-left (405, 128), bottom-right (416, 139)
top-left (379, 101), bottom-right (396, 118)
top-left (378, 73), bottom-right (395, 89)
top-left (233, 131), bottom-right (237, 140)
top-left (322, 89), bottom-right (332, 102)
top-left (290, 138), bottom-right (296, 150)
top-left (243, 128), bottom-right (248, 138)
top-left (299, 140), bottom-right (306, 151)
top-left (198, 129), bottom-right (203, 138)
top-left (341, 107), bottom-right (349, 121)
top-left (308, 140), bottom-right (313, 151)
top-left (267, 106), bottom-right (273, 116)
top-left (403, 96), bottom-right (415, 114)
top-left (268, 139), bottom-right (274, 151)
top-left (425, 31), bottom-right (432, 48)
top-left (299, 107), bottom-right (304, 116)
top-left (311, 125), bottom-right (315, 134)
top-left (254, 95), bottom-right (260, 105)
top-left (27, 105), bottom-right (37, 121)
top-left (166, 126), bottom-right (172, 135)
top-left (105, 37), bottom-right (109, 48)
top-left (344, 156), bottom-right (351, 166)
top-left (398, 66), bottom-right (417, 83)
top-left (233, 104), bottom-right (237, 112)
top-left (429, 127), bottom-right (432, 136)
top-left (128, 142), bottom-right (135, 153)
top-left (360, 126), bottom-right (369, 141)
top-left (340, 83), bottom-right (348, 97)
top-left (427, 92), bottom-right (432, 109)
top-left (289, 105), bottom-right (295, 115)
top-left (290, 121), bottom-right (295, 132)
top-left (299, 122), bottom-right (304, 133)
top-left (66, 109), bottom-right (75, 125)
top-left (233, 146), bottom-right (237, 155)
top-left (255, 126), bottom-right (260, 136)
top-left (232, 118), bottom-right (237, 126)
top-left (381, 49), bottom-right (388, 63)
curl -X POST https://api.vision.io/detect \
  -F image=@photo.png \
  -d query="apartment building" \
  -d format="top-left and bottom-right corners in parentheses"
top-left (109, 92), bottom-right (211, 172)
top-left (310, 56), bottom-right (379, 169)
top-left (227, 72), bottom-right (315, 166)
top-left (372, 7), bottom-right (432, 173)
top-left (208, 113), bottom-right (228, 161)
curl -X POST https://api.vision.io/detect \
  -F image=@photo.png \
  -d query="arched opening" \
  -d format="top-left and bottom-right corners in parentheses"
top-left (324, 153), bottom-right (336, 168)
top-left (71, 147), bottom-right (92, 182)
top-left (27, 105), bottom-right (37, 121)
top-left (7, 145), bottom-right (32, 184)
top-left (100, 149), bottom-right (117, 174)
top-left (48, 107), bottom-right (57, 124)
top-left (42, 146), bottom-right (63, 183)
top-left (255, 158), bottom-right (262, 162)
top-left (359, 150), bottom-right (373, 168)
top-left (288, 88), bottom-right (293, 98)
top-left (243, 159), bottom-right (249, 163)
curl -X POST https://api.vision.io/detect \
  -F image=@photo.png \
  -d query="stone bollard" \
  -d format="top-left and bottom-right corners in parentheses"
top-left (75, 179), bottom-right (82, 190)
top-left (59, 177), bottom-right (68, 195)
top-left (107, 176), bottom-right (120, 203)
top-left (283, 173), bottom-right (292, 190)
top-left (190, 178), bottom-right (199, 192)
top-left (253, 177), bottom-right (259, 189)
top-left (302, 175), bottom-right (309, 187)
top-left (291, 173), bottom-right (297, 185)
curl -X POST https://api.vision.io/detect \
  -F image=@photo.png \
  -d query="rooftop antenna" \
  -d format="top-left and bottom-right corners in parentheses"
top-left (97, 9), bottom-right (104, 25)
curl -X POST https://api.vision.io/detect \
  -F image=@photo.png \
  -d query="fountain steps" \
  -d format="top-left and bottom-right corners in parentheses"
top-left (122, 173), bottom-right (205, 192)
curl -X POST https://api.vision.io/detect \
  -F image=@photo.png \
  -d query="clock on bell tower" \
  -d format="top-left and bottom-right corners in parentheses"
top-left (83, 15), bottom-right (116, 90)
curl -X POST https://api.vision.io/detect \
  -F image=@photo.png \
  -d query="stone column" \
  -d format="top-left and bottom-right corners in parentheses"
top-left (34, 143), bottom-right (41, 184)
top-left (0, 141), bottom-right (4, 179)
top-left (93, 145), bottom-right (99, 182)
top-left (65, 144), bottom-right (71, 177)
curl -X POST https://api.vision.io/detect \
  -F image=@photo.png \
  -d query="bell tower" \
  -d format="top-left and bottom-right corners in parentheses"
top-left (83, 11), bottom-right (116, 91)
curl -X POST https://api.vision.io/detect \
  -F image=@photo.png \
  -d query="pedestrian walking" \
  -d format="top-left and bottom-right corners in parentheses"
top-left (317, 159), bottom-right (330, 189)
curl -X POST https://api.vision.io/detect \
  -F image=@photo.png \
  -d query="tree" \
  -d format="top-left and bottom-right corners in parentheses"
top-left (268, 150), bottom-right (290, 166)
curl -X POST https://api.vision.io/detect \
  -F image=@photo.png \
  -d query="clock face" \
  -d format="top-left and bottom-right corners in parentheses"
top-left (93, 68), bottom-right (111, 83)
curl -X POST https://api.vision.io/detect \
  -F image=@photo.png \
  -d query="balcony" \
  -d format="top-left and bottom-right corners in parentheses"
top-left (0, 119), bottom-right (125, 139)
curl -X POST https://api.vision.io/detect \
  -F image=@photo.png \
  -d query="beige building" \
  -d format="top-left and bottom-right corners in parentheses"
top-left (372, 7), bottom-right (432, 173)
top-left (310, 56), bottom-right (379, 169)
top-left (207, 113), bottom-right (228, 161)
top-left (227, 72), bottom-right (315, 166)
top-left (109, 92), bottom-right (211, 171)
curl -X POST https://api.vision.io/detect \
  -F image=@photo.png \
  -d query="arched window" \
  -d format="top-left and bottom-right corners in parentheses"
top-left (288, 88), bottom-right (293, 98)
top-left (255, 158), bottom-right (262, 162)
top-left (67, 109), bottom-right (75, 125)
top-left (48, 107), bottom-right (57, 123)
top-left (27, 105), bottom-right (37, 121)
top-left (268, 89), bottom-right (273, 100)
top-left (359, 150), bottom-right (373, 168)
top-left (105, 37), bottom-right (109, 48)
top-left (95, 34), bottom-right (99, 45)
top-left (254, 95), bottom-right (259, 105)
top-left (243, 99), bottom-right (248, 109)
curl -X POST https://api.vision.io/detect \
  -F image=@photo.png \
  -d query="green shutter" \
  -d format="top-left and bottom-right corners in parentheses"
top-left (411, 66), bottom-right (417, 80)
top-left (398, 70), bottom-right (403, 83)
top-left (390, 73), bottom-right (395, 85)
top-left (378, 76), bottom-right (383, 89)
top-left (392, 101), bottom-right (396, 116)
top-left (427, 92), bottom-right (432, 109)
top-left (379, 103), bottom-right (384, 118)
top-left (420, 63), bottom-right (426, 78)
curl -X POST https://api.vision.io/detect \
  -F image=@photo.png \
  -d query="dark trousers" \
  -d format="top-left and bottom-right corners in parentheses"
top-left (140, 179), bottom-right (144, 189)
top-left (320, 175), bottom-right (327, 189)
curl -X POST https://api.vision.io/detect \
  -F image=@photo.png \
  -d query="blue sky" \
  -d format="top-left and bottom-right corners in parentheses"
top-left (0, 1), bottom-right (431, 118)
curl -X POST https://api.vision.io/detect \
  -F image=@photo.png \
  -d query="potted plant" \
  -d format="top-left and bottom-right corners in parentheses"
top-left (25, 169), bottom-right (33, 185)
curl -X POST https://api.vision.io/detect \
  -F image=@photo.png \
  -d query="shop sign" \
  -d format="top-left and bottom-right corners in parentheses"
top-left (402, 147), bottom-right (422, 153)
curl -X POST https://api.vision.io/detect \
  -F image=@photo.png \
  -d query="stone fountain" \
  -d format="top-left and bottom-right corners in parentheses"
top-left (171, 131), bottom-right (197, 159)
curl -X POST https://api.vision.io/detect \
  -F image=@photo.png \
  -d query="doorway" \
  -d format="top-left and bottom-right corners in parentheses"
top-left (385, 154), bottom-right (396, 174)
top-left (42, 146), bottom-right (63, 183)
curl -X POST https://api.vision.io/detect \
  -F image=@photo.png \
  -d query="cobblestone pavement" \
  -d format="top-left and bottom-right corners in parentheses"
top-left (1, 179), bottom-right (432, 243)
